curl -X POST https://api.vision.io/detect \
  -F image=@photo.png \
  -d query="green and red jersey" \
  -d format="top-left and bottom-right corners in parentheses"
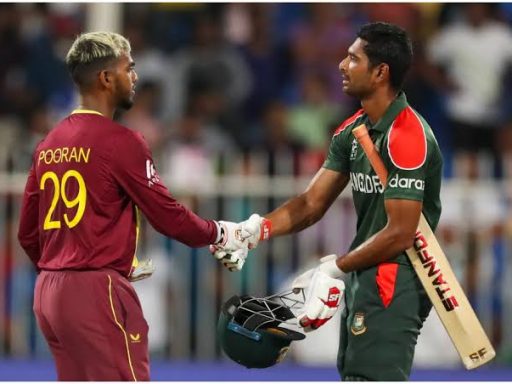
top-left (324, 92), bottom-right (443, 265)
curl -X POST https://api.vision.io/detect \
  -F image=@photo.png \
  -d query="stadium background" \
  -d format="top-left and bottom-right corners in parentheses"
top-left (1, 2), bottom-right (512, 380)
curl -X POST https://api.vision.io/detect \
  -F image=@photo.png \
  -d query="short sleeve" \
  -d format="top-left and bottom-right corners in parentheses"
top-left (382, 108), bottom-right (428, 202)
top-left (323, 131), bottom-right (351, 173)
top-left (383, 160), bottom-right (426, 202)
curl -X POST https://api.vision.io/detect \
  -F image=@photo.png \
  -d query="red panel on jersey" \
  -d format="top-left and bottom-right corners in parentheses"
top-left (333, 109), bottom-right (364, 137)
top-left (376, 262), bottom-right (398, 308)
top-left (387, 107), bottom-right (426, 170)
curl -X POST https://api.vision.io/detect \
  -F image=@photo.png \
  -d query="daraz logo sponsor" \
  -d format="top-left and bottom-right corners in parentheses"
top-left (350, 172), bottom-right (424, 194)
top-left (388, 174), bottom-right (425, 190)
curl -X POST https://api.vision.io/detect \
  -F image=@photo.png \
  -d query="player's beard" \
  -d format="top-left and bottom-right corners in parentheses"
top-left (343, 70), bottom-right (375, 100)
top-left (119, 96), bottom-right (134, 110)
top-left (343, 81), bottom-right (374, 100)
top-left (114, 77), bottom-right (135, 110)
top-left (117, 90), bottom-right (135, 110)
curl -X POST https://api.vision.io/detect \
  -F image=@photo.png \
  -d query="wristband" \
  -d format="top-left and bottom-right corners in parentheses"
top-left (260, 218), bottom-right (272, 241)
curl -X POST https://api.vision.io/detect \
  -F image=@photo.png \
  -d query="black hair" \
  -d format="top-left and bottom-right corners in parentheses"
top-left (357, 22), bottom-right (413, 91)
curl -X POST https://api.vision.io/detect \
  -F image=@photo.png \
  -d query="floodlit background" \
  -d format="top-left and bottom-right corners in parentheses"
top-left (1, 2), bottom-right (512, 380)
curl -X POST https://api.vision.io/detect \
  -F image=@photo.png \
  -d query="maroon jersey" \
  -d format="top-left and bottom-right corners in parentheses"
top-left (18, 110), bottom-right (218, 276)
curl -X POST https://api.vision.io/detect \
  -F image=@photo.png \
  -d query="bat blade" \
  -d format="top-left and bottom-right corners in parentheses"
top-left (410, 215), bottom-right (495, 369)
top-left (352, 124), bottom-right (495, 369)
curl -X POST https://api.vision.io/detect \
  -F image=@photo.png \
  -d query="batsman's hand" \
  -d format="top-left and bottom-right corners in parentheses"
top-left (292, 254), bottom-right (345, 332)
top-left (241, 213), bottom-right (272, 249)
top-left (210, 214), bottom-right (271, 271)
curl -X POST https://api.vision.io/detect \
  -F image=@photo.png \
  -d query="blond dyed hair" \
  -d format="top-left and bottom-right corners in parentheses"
top-left (66, 31), bottom-right (131, 88)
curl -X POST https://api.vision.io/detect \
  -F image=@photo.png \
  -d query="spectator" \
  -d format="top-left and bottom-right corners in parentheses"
top-left (121, 81), bottom-right (164, 152)
top-left (12, 104), bottom-right (53, 172)
top-left (236, 4), bottom-right (286, 122)
top-left (288, 71), bottom-right (341, 150)
top-left (287, 3), bottom-right (358, 106)
top-left (170, 11), bottom-right (252, 141)
top-left (123, 25), bottom-right (175, 121)
top-left (427, 4), bottom-right (512, 169)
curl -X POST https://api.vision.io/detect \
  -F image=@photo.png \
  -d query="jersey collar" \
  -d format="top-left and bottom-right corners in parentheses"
top-left (368, 92), bottom-right (408, 133)
top-left (71, 109), bottom-right (104, 116)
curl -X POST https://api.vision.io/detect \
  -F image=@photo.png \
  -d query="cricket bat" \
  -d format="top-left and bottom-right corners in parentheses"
top-left (352, 124), bottom-right (495, 370)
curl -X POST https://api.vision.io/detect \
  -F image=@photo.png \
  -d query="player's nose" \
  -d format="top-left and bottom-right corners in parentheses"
top-left (339, 57), bottom-right (348, 74)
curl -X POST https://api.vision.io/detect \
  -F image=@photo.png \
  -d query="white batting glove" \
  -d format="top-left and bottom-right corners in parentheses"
top-left (210, 220), bottom-right (252, 271)
top-left (292, 254), bottom-right (345, 332)
top-left (210, 245), bottom-right (248, 271)
top-left (214, 220), bottom-right (249, 251)
top-left (241, 213), bottom-right (272, 249)
top-left (129, 259), bottom-right (156, 282)
top-left (209, 215), bottom-right (272, 271)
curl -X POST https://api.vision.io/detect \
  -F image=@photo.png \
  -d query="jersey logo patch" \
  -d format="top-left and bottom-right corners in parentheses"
top-left (333, 109), bottom-right (364, 137)
top-left (387, 107), bottom-right (427, 170)
top-left (129, 333), bottom-right (141, 343)
top-left (146, 160), bottom-right (160, 187)
top-left (351, 312), bottom-right (367, 335)
top-left (349, 138), bottom-right (358, 160)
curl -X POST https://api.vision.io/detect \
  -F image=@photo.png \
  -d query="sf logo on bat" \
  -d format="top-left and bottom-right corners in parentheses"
top-left (469, 348), bottom-right (488, 362)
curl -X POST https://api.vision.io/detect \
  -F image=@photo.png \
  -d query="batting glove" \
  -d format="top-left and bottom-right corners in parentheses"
top-left (292, 254), bottom-right (345, 332)
top-left (241, 213), bottom-right (272, 249)
top-left (210, 245), bottom-right (248, 271)
top-left (210, 220), bottom-right (252, 271)
top-left (129, 259), bottom-right (156, 282)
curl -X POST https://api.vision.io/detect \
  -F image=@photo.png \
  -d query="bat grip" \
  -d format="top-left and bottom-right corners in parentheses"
top-left (352, 124), bottom-right (389, 186)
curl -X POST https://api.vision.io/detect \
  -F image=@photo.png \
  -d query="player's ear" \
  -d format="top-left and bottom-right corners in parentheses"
top-left (98, 69), bottom-right (113, 89)
top-left (376, 63), bottom-right (389, 83)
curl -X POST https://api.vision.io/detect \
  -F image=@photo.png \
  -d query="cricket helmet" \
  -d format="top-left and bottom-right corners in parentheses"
top-left (217, 291), bottom-right (305, 369)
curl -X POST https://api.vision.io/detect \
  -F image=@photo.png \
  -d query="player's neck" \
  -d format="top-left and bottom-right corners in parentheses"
top-left (360, 87), bottom-right (398, 124)
top-left (78, 94), bottom-right (116, 119)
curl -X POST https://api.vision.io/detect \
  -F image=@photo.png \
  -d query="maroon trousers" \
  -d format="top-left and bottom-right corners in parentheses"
top-left (34, 269), bottom-right (150, 381)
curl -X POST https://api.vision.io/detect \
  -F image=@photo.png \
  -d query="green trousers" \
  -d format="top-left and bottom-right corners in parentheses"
top-left (337, 262), bottom-right (432, 381)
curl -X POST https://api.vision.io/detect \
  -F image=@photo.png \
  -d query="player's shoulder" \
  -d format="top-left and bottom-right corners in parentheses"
top-left (332, 109), bottom-right (365, 137)
top-left (108, 119), bottom-right (147, 148)
top-left (386, 106), bottom-right (437, 170)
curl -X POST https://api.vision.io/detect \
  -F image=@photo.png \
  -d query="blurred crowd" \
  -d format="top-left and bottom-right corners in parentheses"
top-left (2, 3), bottom-right (512, 179)
top-left (2, 3), bottom-right (512, 364)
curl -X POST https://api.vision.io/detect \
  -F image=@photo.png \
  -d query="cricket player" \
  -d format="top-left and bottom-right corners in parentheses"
top-left (17, 32), bottom-right (249, 381)
top-left (214, 22), bottom-right (443, 380)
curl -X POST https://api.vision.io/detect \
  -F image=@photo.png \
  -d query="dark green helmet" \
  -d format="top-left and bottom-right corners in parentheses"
top-left (217, 292), bottom-right (305, 369)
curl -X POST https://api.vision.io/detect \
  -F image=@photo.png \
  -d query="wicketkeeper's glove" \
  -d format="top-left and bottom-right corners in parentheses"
top-left (292, 254), bottom-right (345, 332)
top-left (210, 220), bottom-right (251, 271)
top-left (129, 259), bottom-right (156, 282)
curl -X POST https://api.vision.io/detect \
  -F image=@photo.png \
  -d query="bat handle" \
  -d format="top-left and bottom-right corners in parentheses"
top-left (352, 124), bottom-right (389, 186)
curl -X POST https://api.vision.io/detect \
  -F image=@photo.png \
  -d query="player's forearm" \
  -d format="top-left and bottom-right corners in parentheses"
top-left (337, 225), bottom-right (414, 272)
top-left (265, 194), bottom-right (326, 237)
top-left (148, 205), bottom-right (218, 247)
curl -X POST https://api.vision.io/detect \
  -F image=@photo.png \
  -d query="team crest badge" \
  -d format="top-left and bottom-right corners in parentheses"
top-left (351, 312), bottom-right (367, 335)
top-left (349, 138), bottom-right (358, 160)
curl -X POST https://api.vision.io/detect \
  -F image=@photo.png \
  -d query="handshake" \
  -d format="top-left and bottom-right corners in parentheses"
top-left (211, 215), bottom-right (346, 333)
top-left (211, 214), bottom-right (271, 271)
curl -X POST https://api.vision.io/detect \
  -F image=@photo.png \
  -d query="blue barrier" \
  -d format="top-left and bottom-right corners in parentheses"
top-left (0, 360), bottom-right (511, 381)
